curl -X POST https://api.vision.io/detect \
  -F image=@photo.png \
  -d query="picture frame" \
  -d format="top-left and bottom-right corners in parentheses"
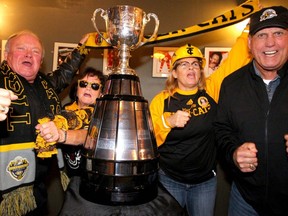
top-left (102, 48), bottom-right (119, 75)
top-left (52, 42), bottom-right (77, 71)
top-left (152, 47), bottom-right (178, 78)
top-left (1, 40), bottom-right (7, 62)
top-left (204, 47), bottom-right (231, 77)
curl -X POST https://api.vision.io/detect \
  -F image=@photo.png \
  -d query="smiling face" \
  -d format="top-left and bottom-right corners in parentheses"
top-left (209, 53), bottom-right (221, 69)
top-left (77, 75), bottom-right (102, 109)
top-left (4, 33), bottom-right (43, 83)
top-left (172, 57), bottom-right (202, 91)
top-left (248, 27), bottom-right (288, 78)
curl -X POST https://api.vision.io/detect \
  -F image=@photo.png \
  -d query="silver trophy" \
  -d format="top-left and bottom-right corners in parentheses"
top-left (80, 5), bottom-right (160, 205)
top-left (91, 5), bottom-right (159, 75)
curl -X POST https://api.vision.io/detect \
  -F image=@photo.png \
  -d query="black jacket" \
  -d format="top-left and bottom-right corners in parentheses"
top-left (214, 61), bottom-right (288, 215)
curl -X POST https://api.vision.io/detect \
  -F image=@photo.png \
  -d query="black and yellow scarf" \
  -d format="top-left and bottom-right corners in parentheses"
top-left (0, 61), bottom-right (61, 215)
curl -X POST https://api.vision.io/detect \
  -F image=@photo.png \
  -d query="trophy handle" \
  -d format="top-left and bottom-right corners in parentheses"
top-left (139, 13), bottom-right (159, 47)
top-left (91, 8), bottom-right (111, 45)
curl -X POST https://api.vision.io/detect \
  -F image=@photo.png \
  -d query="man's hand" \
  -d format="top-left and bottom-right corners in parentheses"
top-left (233, 142), bottom-right (258, 172)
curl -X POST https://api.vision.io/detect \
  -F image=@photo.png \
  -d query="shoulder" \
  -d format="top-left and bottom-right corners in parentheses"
top-left (222, 62), bottom-right (253, 87)
top-left (63, 101), bottom-right (78, 110)
top-left (151, 90), bottom-right (169, 102)
top-left (150, 90), bottom-right (170, 109)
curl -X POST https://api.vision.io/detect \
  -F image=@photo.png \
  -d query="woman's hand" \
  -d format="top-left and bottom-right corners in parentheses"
top-left (166, 110), bottom-right (190, 128)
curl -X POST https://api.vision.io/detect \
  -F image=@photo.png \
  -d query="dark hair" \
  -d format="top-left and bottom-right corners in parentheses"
top-left (69, 67), bottom-right (107, 101)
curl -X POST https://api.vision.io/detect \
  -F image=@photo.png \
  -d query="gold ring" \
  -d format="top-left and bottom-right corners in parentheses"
top-left (249, 164), bottom-right (256, 171)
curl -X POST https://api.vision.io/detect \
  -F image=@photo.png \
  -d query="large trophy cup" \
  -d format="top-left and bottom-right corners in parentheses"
top-left (80, 5), bottom-right (160, 205)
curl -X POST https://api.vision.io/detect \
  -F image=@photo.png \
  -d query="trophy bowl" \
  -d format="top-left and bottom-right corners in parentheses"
top-left (92, 5), bottom-right (159, 50)
top-left (92, 5), bottom-right (159, 74)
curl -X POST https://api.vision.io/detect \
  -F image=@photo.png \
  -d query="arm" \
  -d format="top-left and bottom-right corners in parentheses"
top-left (58, 129), bottom-right (87, 146)
top-left (213, 82), bottom-right (240, 170)
top-left (214, 81), bottom-right (257, 173)
top-left (35, 121), bottom-right (87, 146)
top-left (206, 26), bottom-right (252, 103)
top-left (35, 107), bottom-right (92, 146)
top-left (47, 34), bottom-right (90, 93)
top-left (150, 92), bottom-right (171, 147)
top-left (149, 92), bottom-right (190, 147)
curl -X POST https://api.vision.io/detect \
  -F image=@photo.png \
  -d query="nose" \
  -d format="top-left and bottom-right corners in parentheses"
top-left (265, 34), bottom-right (276, 47)
top-left (85, 84), bottom-right (92, 90)
top-left (25, 49), bottom-right (33, 58)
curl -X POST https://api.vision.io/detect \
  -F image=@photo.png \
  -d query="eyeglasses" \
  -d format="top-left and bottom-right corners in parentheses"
top-left (177, 61), bottom-right (201, 70)
top-left (78, 80), bottom-right (101, 91)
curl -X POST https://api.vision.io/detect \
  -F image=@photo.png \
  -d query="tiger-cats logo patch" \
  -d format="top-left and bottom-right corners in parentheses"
top-left (6, 156), bottom-right (29, 181)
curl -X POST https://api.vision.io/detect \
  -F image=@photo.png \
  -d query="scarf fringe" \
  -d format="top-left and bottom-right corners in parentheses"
top-left (0, 186), bottom-right (37, 216)
top-left (60, 170), bottom-right (70, 191)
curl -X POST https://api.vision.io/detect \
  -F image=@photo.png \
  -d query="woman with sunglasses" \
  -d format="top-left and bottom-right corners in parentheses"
top-left (60, 67), bottom-right (106, 177)
top-left (149, 26), bottom-right (251, 216)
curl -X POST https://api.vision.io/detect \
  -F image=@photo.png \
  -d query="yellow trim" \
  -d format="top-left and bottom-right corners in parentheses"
top-left (0, 142), bottom-right (35, 152)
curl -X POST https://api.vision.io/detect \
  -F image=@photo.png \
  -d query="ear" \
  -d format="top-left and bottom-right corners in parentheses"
top-left (4, 51), bottom-right (8, 60)
top-left (248, 35), bottom-right (252, 50)
top-left (172, 69), bottom-right (177, 79)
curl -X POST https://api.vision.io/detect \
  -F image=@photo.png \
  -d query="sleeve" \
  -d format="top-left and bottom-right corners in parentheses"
top-left (213, 81), bottom-right (239, 170)
top-left (149, 92), bottom-right (171, 147)
top-left (46, 43), bottom-right (89, 94)
top-left (206, 26), bottom-right (252, 103)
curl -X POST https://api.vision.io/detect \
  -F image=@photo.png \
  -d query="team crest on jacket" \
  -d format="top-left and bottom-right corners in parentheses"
top-left (198, 96), bottom-right (209, 108)
top-left (6, 156), bottom-right (29, 181)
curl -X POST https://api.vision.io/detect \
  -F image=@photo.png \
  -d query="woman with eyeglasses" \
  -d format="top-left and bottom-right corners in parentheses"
top-left (149, 27), bottom-right (251, 216)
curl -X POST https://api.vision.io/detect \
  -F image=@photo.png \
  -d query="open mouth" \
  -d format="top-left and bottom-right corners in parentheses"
top-left (264, 50), bottom-right (277, 56)
top-left (22, 61), bottom-right (32, 66)
top-left (83, 93), bottom-right (92, 98)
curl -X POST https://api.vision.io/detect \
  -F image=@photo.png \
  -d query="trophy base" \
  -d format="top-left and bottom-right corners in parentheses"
top-left (79, 171), bottom-right (158, 205)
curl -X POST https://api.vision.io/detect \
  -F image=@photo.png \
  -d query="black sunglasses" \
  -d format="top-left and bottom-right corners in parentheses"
top-left (78, 80), bottom-right (101, 91)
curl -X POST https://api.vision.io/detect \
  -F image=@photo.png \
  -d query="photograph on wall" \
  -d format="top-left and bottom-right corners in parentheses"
top-left (204, 47), bottom-right (231, 77)
top-left (53, 42), bottom-right (77, 71)
top-left (103, 48), bottom-right (119, 75)
top-left (152, 47), bottom-right (178, 78)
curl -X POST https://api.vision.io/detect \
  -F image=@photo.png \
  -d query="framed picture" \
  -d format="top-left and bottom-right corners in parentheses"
top-left (103, 48), bottom-right (119, 75)
top-left (152, 47), bottom-right (178, 78)
top-left (204, 47), bottom-right (231, 77)
top-left (1, 40), bottom-right (7, 62)
top-left (53, 42), bottom-right (77, 71)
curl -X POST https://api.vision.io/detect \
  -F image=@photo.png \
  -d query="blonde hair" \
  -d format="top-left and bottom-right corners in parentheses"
top-left (5, 30), bottom-right (45, 59)
top-left (164, 58), bottom-right (206, 96)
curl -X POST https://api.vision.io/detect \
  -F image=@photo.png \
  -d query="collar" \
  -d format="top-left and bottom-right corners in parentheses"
top-left (253, 61), bottom-right (281, 82)
top-left (174, 87), bottom-right (199, 96)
